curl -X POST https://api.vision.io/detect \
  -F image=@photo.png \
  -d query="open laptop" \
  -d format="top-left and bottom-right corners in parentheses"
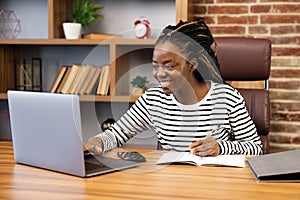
top-left (7, 90), bottom-right (139, 177)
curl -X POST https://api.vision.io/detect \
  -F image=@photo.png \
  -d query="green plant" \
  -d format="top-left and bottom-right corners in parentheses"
top-left (131, 76), bottom-right (149, 88)
top-left (72, 0), bottom-right (103, 27)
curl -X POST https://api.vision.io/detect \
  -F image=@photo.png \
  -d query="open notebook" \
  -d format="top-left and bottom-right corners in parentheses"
top-left (155, 152), bottom-right (245, 168)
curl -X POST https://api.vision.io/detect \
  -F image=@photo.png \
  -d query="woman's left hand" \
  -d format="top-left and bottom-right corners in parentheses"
top-left (189, 136), bottom-right (220, 156)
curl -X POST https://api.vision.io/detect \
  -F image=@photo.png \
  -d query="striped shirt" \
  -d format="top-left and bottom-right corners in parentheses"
top-left (96, 82), bottom-right (263, 155)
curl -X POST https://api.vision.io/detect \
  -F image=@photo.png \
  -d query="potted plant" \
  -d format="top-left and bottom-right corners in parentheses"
top-left (130, 76), bottom-right (149, 96)
top-left (63, 0), bottom-right (103, 39)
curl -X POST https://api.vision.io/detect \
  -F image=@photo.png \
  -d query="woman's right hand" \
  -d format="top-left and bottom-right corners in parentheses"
top-left (83, 137), bottom-right (103, 154)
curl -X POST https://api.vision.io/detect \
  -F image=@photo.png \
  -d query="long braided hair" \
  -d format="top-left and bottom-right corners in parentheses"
top-left (155, 17), bottom-right (223, 83)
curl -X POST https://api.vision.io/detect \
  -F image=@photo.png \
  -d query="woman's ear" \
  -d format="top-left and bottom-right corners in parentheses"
top-left (189, 58), bottom-right (198, 71)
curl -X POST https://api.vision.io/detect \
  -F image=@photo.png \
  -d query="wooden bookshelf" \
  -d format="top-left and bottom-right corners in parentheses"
top-left (0, 0), bottom-right (194, 102)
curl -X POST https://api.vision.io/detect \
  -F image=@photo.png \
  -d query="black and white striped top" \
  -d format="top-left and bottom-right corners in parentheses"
top-left (96, 82), bottom-right (263, 155)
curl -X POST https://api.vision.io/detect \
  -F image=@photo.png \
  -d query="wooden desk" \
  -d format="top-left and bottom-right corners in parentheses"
top-left (1, 142), bottom-right (299, 200)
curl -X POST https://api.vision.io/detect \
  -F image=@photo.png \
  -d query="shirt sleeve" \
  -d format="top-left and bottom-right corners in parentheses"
top-left (94, 93), bottom-right (152, 152)
top-left (217, 90), bottom-right (263, 155)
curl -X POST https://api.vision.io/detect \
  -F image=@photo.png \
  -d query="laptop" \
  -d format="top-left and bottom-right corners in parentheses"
top-left (7, 90), bottom-right (139, 177)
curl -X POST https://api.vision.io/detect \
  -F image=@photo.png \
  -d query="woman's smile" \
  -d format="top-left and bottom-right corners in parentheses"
top-left (159, 80), bottom-right (172, 88)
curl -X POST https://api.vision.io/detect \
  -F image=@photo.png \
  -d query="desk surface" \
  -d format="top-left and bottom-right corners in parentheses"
top-left (1, 141), bottom-right (299, 200)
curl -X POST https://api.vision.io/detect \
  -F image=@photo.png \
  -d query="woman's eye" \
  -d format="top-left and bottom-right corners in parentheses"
top-left (152, 64), bottom-right (177, 71)
top-left (152, 64), bottom-right (159, 70)
top-left (164, 65), bottom-right (174, 70)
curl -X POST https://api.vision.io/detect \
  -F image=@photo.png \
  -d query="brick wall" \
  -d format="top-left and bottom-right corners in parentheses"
top-left (193, 0), bottom-right (300, 150)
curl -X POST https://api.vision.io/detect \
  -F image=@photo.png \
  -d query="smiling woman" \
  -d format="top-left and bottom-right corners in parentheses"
top-left (84, 18), bottom-right (263, 157)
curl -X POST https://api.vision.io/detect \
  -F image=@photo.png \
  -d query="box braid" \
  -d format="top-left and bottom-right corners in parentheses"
top-left (155, 17), bottom-right (224, 83)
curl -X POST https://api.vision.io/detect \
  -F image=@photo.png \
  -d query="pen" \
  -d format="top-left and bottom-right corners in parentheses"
top-left (189, 126), bottom-right (223, 154)
top-left (206, 126), bottom-right (222, 138)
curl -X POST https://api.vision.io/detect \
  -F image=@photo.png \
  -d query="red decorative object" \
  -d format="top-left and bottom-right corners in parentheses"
top-left (133, 16), bottom-right (151, 39)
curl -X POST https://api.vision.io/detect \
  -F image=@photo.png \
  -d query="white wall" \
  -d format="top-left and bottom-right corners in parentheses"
top-left (0, 0), bottom-right (176, 39)
top-left (0, 0), bottom-right (48, 38)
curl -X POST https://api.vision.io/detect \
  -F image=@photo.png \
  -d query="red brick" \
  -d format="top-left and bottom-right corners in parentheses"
top-left (208, 6), bottom-right (248, 14)
top-left (269, 80), bottom-right (300, 90)
top-left (193, 0), bottom-right (300, 153)
top-left (271, 58), bottom-right (300, 67)
top-left (251, 5), bottom-right (271, 13)
top-left (297, 36), bottom-right (300, 44)
top-left (218, 16), bottom-right (258, 24)
top-left (217, 0), bottom-right (256, 3)
top-left (270, 37), bottom-right (299, 45)
top-left (261, 15), bottom-right (300, 24)
top-left (271, 122), bottom-right (300, 133)
top-left (272, 4), bottom-right (300, 13)
top-left (272, 112), bottom-right (300, 122)
top-left (292, 136), bottom-right (300, 144)
top-left (271, 101), bottom-right (300, 112)
top-left (194, 0), bottom-right (214, 3)
top-left (270, 145), bottom-right (300, 152)
top-left (271, 26), bottom-right (298, 35)
top-left (194, 6), bottom-right (207, 15)
top-left (209, 26), bottom-right (246, 35)
top-left (249, 26), bottom-right (269, 34)
top-left (270, 134), bottom-right (293, 143)
top-left (271, 69), bottom-right (300, 78)
top-left (270, 90), bottom-right (300, 101)
top-left (272, 47), bottom-right (300, 56)
top-left (261, 0), bottom-right (300, 2)
top-left (204, 17), bottom-right (216, 24)
top-left (270, 134), bottom-right (300, 144)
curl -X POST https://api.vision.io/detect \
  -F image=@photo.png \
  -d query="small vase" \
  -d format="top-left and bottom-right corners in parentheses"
top-left (132, 87), bottom-right (146, 96)
top-left (62, 22), bottom-right (82, 39)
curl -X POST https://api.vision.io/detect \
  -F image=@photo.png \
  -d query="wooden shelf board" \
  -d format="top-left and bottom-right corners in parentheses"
top-left (0, 93), bottom-right (138, 102)
top-left (79, 95), bottom-right (138, 102)
top-left (113, 39), bottom-right (156, 45)
top-left (0, 38), bottom-right (156, 46)
top-left (0, 93), bottom-right (7, 100)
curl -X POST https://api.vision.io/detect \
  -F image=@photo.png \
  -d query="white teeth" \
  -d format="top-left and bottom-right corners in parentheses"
top-left (160, 81), bottom-right (171, 87)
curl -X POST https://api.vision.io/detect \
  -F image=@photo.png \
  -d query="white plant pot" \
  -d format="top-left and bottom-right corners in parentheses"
top-left (62, 22), bottom-right (82, 39)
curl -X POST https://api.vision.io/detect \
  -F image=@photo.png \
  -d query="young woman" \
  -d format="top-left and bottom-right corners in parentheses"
top-left (84, 18), bottom-right (263, 156)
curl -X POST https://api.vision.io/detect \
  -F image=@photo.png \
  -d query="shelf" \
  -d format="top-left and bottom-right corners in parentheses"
top-left (0, 93), bottom-right (139, 103)
top-left (79, 95), bottom-right (139, 102)
top-left (0, 38), bottom-right (157, 46)
top-left (0, 0), bottom-right (194, 99)
top-left (0, 93), bottom-right (7, 100)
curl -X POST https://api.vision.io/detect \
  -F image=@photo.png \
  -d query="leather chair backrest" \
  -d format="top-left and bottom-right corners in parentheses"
top-left (214, 37), bottom-right (272, 153)
top-left (214, 37), bottom-right (271, 81)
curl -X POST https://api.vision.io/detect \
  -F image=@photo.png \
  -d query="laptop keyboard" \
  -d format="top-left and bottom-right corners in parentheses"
top-left (84, 155), bottom-right (112, 174)
top-left (85, 161), bottom-right (110, 171)
top-left (83, 152), bottom-right (140, 176)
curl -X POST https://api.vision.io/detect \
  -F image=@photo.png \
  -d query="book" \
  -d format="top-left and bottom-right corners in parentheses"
top-left (70, 65), bottom-right (92, 94)
top-left (84, 67), bottom-right (102, 95)
top-left (60, 64), bottom-right (81, 94)
top-left (96, 65), bottom-right (110, 95)
top-left (69, 65), bottom-right (85, 94)
top-left (96, 65), bottom-right (106, 95)
top-left (78, 65), bottom-right (96, 95)
top-left (247, 149), bottom-right (300, 182)
top-left (102, 66), bottom-right (111, 95)
top-left (155, 152), bottom-right (245, 168)
top-left (56, 66), bottom-right (72, 93)
top-left (49, 66), bottom-right (68, 93)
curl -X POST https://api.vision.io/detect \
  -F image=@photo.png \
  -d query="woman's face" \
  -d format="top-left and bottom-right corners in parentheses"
top-left (152, 42), bottom-right (193, 95)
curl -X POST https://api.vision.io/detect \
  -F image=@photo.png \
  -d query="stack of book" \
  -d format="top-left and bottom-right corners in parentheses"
top-left (49, 64), bottom-right (110, 95)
